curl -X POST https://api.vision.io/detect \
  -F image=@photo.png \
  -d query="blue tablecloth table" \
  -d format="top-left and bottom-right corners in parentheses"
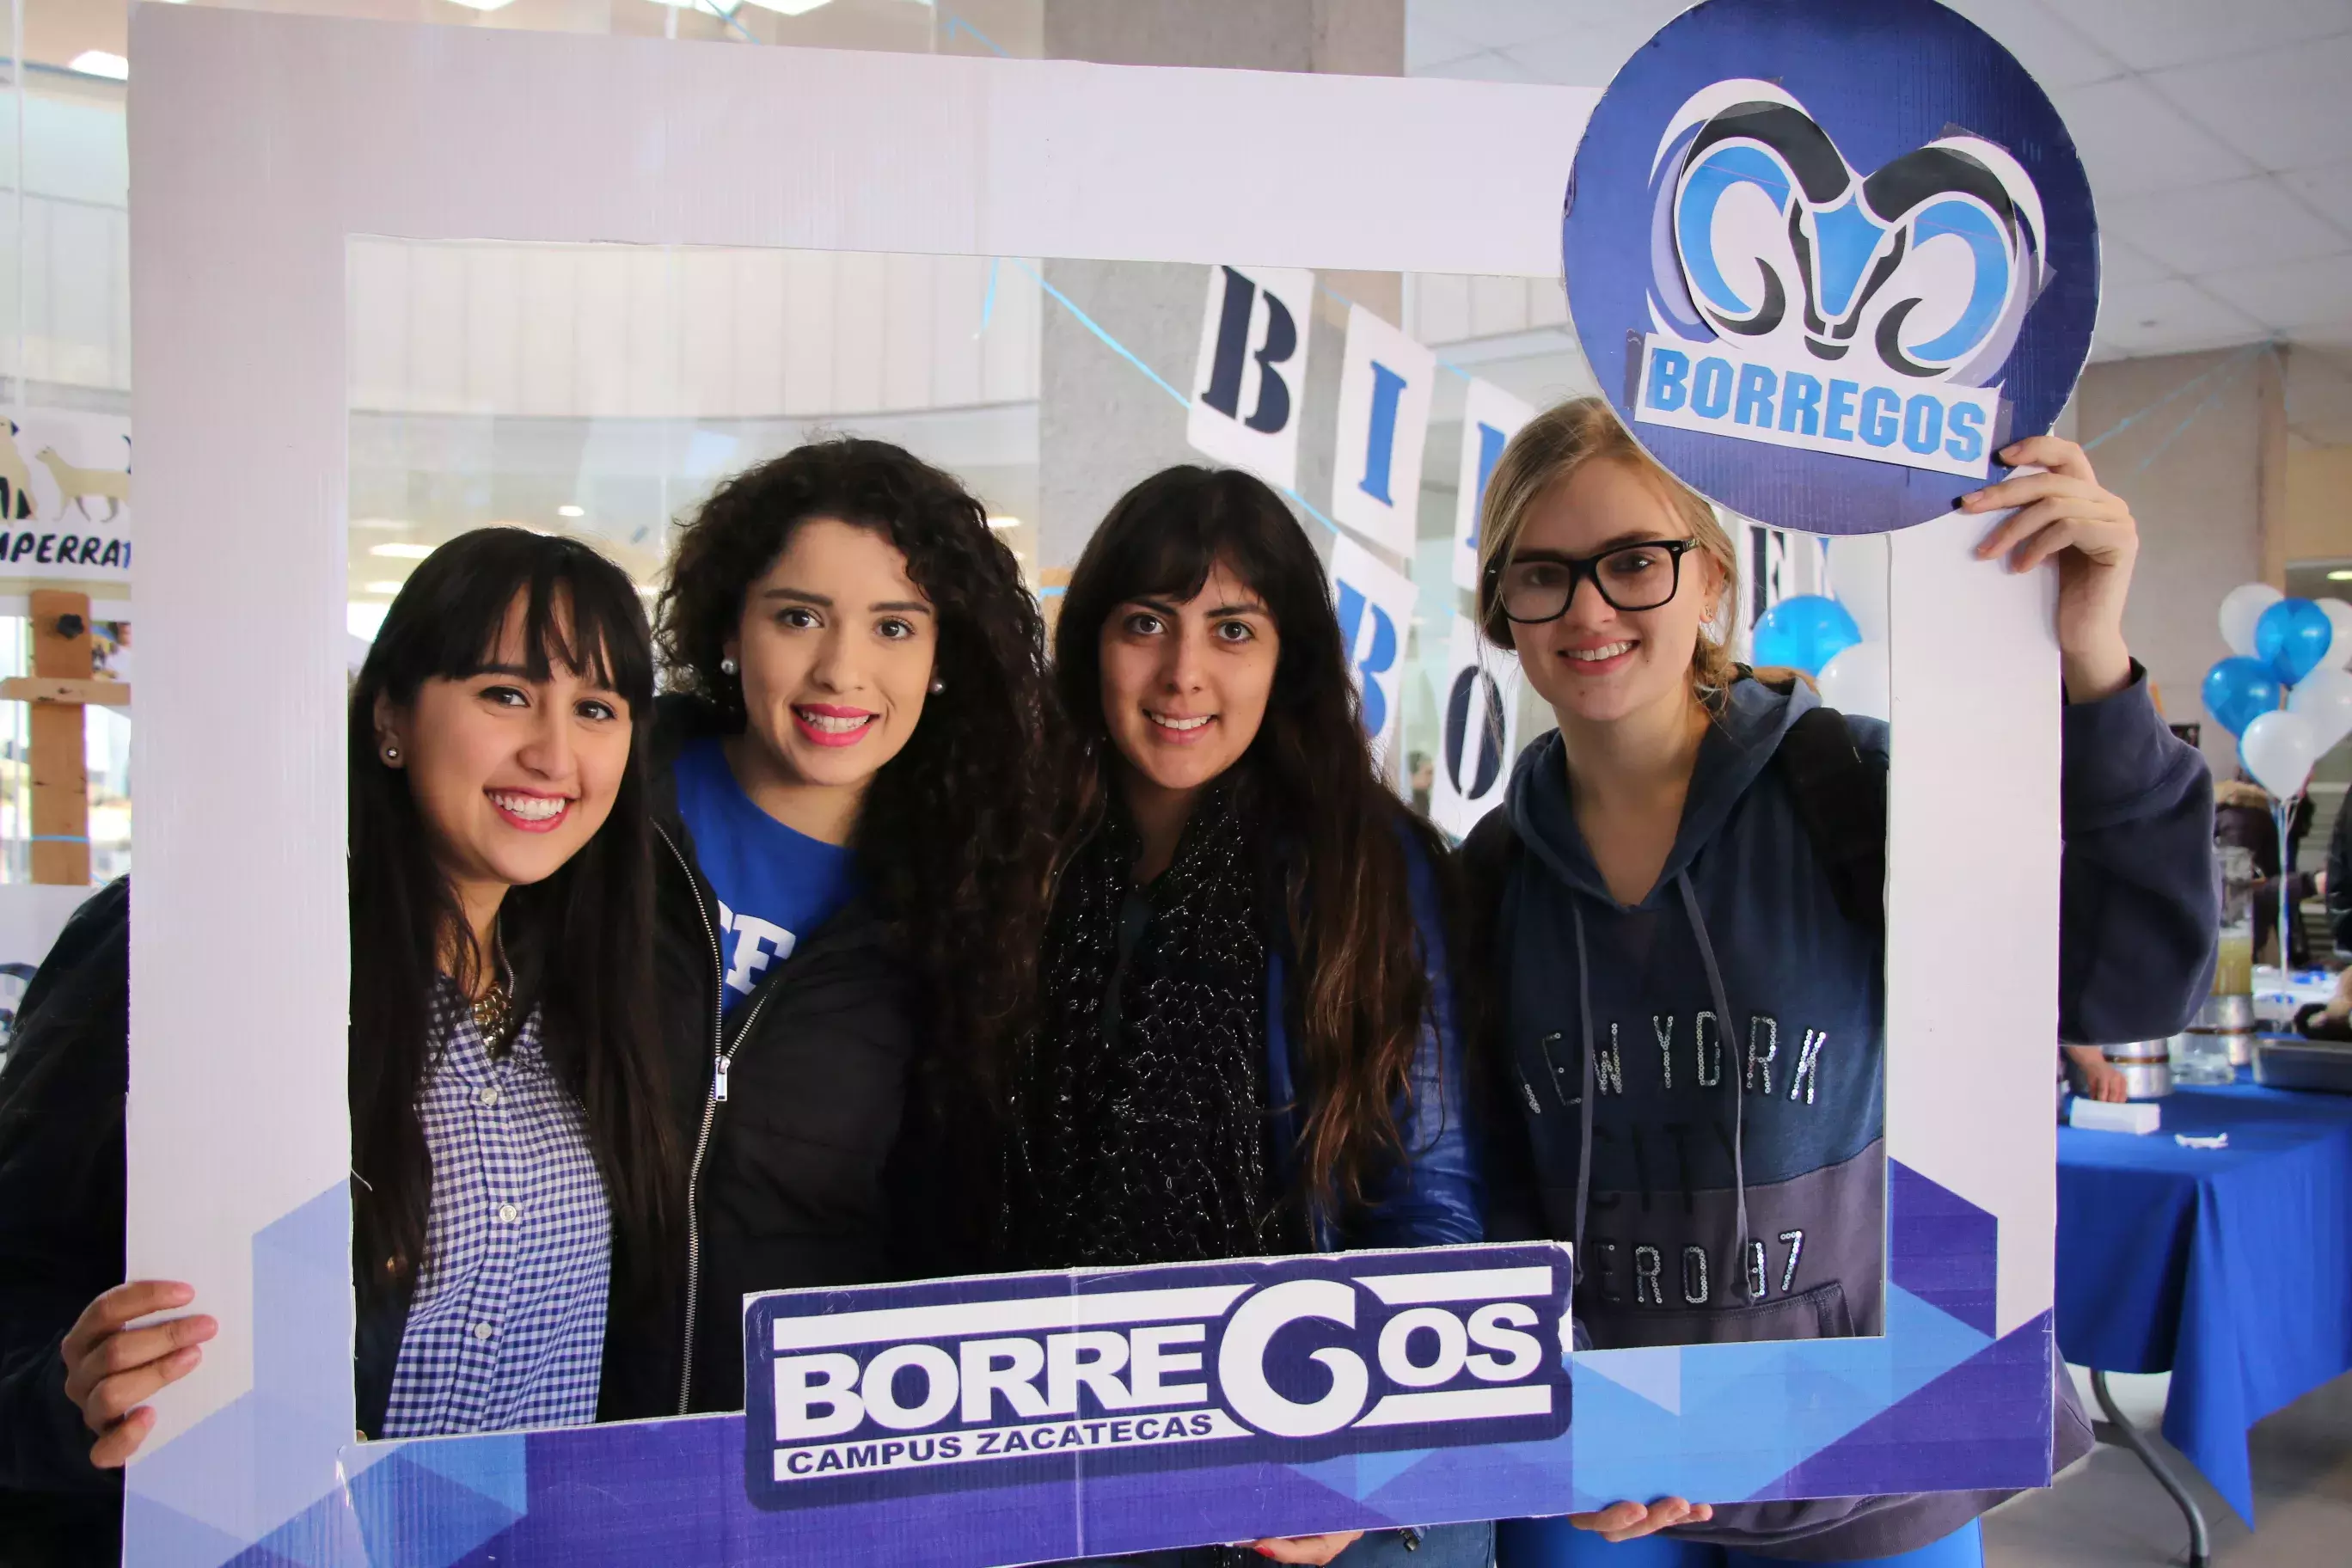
top-left (2055, 1071), bottom-right (2352, 1533)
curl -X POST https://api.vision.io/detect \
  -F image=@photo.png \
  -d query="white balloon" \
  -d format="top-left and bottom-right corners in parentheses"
top-left (2318, 599), bottom-right (2352, 671)
top-left (2289, 663), bottom-right (2352, 756)
top-left (2242, 710), bottom-right (2320, 799)
top-left (2219, 582), bottom-right (2283, 659)
top-left (1817, 639), bottom-right (1890, 723)
top-left (1825, 535), bottom-right (1890, 646)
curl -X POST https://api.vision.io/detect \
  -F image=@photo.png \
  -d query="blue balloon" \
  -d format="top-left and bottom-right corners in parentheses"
top-left (1751, 594), bottom-right (1861, 677)
top-left (2255, 597), bottom-right (2333, 687)
top-left (2203, 656), bottom-right (2282, 737)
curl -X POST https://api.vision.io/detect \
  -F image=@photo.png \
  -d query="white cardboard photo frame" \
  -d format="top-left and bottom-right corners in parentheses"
top-left (126, 8), bottom-right (2060, 1560)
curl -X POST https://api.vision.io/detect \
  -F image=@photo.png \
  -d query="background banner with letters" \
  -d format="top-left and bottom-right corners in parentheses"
top-left (1329, 535), bottom-right (1418, 769)
top-left (1188, 264), bottom-right (1317, 496)
top-left (0, 407), bottom-right (132, 592)
top-left (1430, 619), bottom-right (1518, 840)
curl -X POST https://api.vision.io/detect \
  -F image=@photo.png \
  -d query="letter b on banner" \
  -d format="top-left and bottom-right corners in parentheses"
top-left (1189, 265), bottom-right (1317, 493)
top-left (1330, 535), bottom-right (1418, 769)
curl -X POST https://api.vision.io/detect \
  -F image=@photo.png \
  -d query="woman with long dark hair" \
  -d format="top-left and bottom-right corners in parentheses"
top-left (1004, 466), bottom-right (1485, 1568)
top-left (651, 436), bottom-right (1059, 1415)
top-left (0, 529), bottom-right (677, 1559)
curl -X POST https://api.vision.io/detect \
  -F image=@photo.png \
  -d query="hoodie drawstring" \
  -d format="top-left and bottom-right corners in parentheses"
top-left (1566, 901), bottom-right (1596, 1289)
top-left (1675, 871), bottom-right (1753, 1302)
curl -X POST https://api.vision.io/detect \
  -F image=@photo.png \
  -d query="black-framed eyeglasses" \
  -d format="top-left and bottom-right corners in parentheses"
top-left (1487, 538), bottom-right (1700, 623)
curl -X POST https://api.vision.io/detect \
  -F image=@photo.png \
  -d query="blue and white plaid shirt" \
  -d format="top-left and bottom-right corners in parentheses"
top-left (381, 983), bottom-right (611, 1438)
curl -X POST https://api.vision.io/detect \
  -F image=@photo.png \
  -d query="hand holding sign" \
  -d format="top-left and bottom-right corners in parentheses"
top-left (1963, 436), bottom-right (2136, 703)
top-left (1246, 1533), bottom-right (1364, 1564)
top-left (1569, 1498), bottom-right (1717, 1543)
top-left (1565, 0), bottom-right (2098, 536)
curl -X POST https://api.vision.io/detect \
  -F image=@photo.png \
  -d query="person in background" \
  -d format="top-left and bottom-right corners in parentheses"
top-left (0, 530), bottom-right (679, 1565)
top-left (1409, 750), bottom-right (1436, 817)
top-left (1463, 399), bottom-right (2216, 1568)
top-left (2323, 787), bottom-right (2352, 959)
top-left (651, 437), bottom-right (1060, 1416)
top-left (2062, 1044), bottom-right (2129, 1104)
top-left (1002, 466), bottom-right (1484, 1568)
top-left (2214, 775), bottom-right (2317, 968)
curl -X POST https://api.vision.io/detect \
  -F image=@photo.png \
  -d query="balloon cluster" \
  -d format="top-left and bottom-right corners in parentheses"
top-left (2202, 585), bottom-right (2352, 800)
top-left (1751, 591), bottom-right (1889, 721)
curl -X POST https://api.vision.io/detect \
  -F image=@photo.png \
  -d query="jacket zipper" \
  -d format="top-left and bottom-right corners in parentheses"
top-left (659, 820), bottom-right (768, 1417)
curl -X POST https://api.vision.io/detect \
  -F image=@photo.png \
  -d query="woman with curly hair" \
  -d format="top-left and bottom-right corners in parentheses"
top-left (1004, 466), bottom-right (1485, 1568)
top-left (652, 437), bottom-right (1058, 1415)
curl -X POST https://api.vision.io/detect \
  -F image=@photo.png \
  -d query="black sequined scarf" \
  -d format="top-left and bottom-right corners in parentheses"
top-left (1007, 785), bottom-right (1282, 1270)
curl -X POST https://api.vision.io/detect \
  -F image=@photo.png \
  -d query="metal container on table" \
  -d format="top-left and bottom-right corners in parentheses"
top-left (2185, 991), bottom-right (2258, 1069)
top-left (2254, 1037), bottom-right (2352, 1094)
top-left (2100, 1038), bottom-right (2172, 1099)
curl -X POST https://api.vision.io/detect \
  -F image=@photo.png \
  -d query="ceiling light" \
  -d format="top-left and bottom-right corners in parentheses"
top-left (558, 505), bottom-right (585, 518)
top-left (370, 542), bottom-right (434, 560)
top-left (364, 580), bottom-right (408, 596)
top-left (2329, 570), bottom-right (2352, 583)
top-left (69, 52), bottom-right (128, 81)
top-left (445, 0), bottom-right (519, 9)
top-left (987, 516), bottom-right (1022, 530)
top-left (740, 0), bottom-right (833, 14)
top-left (645, 0), bottom-right (742, 10)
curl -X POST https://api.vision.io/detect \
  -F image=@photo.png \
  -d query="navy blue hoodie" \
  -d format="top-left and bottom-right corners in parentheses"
top-left (1470, 667), bottom-right (2217, 1559)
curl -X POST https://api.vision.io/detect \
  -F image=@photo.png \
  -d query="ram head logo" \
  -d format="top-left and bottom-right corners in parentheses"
top-left (1648, 80), bottom-right (2049, 386)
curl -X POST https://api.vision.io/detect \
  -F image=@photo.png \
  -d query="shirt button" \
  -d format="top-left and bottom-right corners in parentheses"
top-left (496, 1203), bottom-right (519, 1224)
top-left (477, 1086), bottom-right (499, 1107)
top-left (471, 1321), bottom-right (494, 1342)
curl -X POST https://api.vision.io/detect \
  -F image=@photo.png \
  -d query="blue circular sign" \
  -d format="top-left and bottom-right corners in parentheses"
top-left (1562, 0), bottom-right (2098, 535)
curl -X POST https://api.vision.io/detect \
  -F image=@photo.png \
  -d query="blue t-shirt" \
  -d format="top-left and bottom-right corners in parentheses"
top-left (671, 736), bottom-right (860, 1014)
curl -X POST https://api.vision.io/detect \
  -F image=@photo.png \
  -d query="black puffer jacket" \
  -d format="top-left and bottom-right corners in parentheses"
top-left (649, 697), bottom-right (936, 1416)
top-left (0, 880), bottom-right (128, 1567)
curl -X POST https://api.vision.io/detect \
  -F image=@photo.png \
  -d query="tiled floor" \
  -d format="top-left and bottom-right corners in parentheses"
top-left (1984, 1369), bottom-right (2352, 1566)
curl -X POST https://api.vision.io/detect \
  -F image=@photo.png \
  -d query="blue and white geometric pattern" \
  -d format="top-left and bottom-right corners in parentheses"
top-left (123, 1161), bottom-right (2046, 1566)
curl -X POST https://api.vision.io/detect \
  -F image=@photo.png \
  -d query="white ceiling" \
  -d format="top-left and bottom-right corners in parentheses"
top-left (1406, 0), bottom-right (2352, 370)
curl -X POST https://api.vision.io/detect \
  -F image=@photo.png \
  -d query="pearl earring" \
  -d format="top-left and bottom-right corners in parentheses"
top-left (382, 744), bottom-right (401, 763)
top-left (720, 657), bottom-right (738, 677)
top-left (928, 677), bottom-right (945, 695)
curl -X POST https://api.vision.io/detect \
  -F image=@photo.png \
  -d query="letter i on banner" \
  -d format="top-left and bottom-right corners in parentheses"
top-left (1453, 380), bottom-right (1534, 593)
top-left (1430, 616), bottom-right (1519, 839)
top-left (1329, 535), bottom-right (1418, 769)
top-left (1330, 304), bottom-right (1436, 556)
top-left (1188, 265), bottom-right (1317, 493)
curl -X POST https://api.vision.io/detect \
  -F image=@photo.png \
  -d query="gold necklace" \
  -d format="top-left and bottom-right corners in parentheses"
top-left (471, 981), bottom-right (516, 1050)
top-left (471, 945), bottom-right (518, 1051)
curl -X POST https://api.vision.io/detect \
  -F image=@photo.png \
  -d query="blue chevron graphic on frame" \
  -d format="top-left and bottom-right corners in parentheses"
top-left (1568, 1283), bottom-right (1994, 1512)
top-left (125, 1183), bottom-right (363, 1568)
top-left (121, 1142), bottom-right (2039, 1566)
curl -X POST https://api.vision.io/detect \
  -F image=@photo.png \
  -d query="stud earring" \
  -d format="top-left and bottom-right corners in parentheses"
top-left (928, 677), bottom-right (945, 695)
top-left (382, 744), bottom-right (401, 764)
top-left (720, 657), bottom-right (738, 677)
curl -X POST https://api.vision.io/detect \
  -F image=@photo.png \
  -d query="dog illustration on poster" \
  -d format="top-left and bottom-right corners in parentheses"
top-left (35, 437), bottom-right (131, 523)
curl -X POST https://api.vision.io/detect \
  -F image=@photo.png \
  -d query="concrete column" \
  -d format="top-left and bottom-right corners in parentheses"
top-left (2077, 347), bottom-right (2275, 778)
top-left (1034, 0), bottom-right (1405, 581)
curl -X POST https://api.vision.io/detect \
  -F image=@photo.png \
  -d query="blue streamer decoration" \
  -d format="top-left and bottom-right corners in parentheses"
top-left (939, 9), bottom-right (1010, 58)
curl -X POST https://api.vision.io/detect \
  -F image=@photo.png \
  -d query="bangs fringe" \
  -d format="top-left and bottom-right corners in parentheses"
top-left (386, 530), bottom-right (654, 713)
